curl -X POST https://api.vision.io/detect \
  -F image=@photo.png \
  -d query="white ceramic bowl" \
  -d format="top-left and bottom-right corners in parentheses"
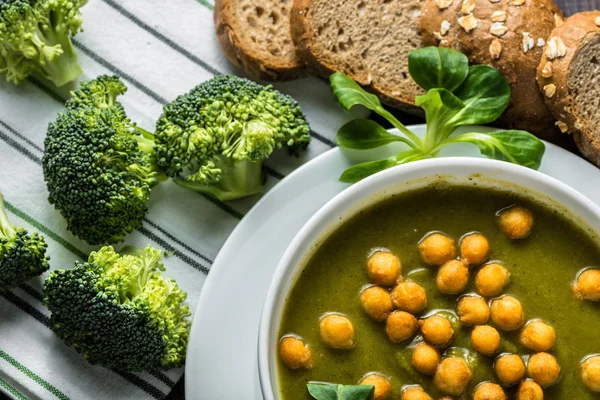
top-left (257, 157), bottom-right (600, 400)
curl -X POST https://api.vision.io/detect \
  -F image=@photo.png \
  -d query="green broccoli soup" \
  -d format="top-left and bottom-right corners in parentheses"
top-left (277, 184), bottom-right (600, 399)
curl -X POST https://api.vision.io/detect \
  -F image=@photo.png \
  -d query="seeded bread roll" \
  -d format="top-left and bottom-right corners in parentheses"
top-left (420, 0), bottom-right (564, 143)
top-left (536, 11), bottom-right (600, 167)
top-left (215, 0), bottom-right (305, 80)
top-left (290, 0), bottom-right (425, 114)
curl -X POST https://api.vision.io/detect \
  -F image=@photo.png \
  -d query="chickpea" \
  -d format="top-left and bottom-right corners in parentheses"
top-left (436, 260), bottom-right (470, 294)
top-left (490, 295), bottom-right (525, 331)
top-left (433, 357), bottom-right (473, 396)
top-left (475, 263), bottom-right (510, 297)
top-left (367, 251), bottom-right (402, 286)
top-left (460, 233), bottom-right (490, 266)
top-left (419, 315), bottom-right (454, 348)
top-left (391, 281), bottom-right (428, 314)
top-left (279, 336), bottom-right (312, 369)
top-left (386, 311), bottom-right (418, 343)
top-left (360, 286), bottom-right (393, 321)
top-left (457, 295), bottom-right (490, 326)
top-left (319, 314), bottom-right (355, 349)
top-left (495, 354), bottom-right (525, 386)
top-left (572, 269), bottom-right (600, 301)
top-left (520, 320), bottom-right (556, 352)
top-left (497, 206), bottom-right (533, 239)
top-left (401, 386), bottom-right (432, 400)
top-left (359, 373), bottom-right (392, 400)
top-left (516, 379), bottom-right (544, 400)
top-left (411, 342), bottom-right (441, 375)
top-left (581, 355), bottom-right (600, 392)
top-left (471, 325), bottom-right (501, 356)
top-left (527, 352), bottom-right (561, 388)
top-left (418, 233), bottom-right (456, 266)
top-left (473, 382), bottom-right (507, 400)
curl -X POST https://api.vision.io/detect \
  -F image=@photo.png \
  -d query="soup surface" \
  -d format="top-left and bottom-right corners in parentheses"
top-left (277, 183), bottom-right (600, 399)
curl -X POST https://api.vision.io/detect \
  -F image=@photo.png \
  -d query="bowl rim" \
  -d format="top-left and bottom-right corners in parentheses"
top-left (257, 157), bottom-right (600, 400)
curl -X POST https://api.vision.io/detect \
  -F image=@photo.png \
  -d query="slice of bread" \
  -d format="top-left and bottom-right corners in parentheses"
top-left (290, 0), bottom-right (425, 114)
top-left (536, 11), bottom-right (600, 167)
top-left (420, 0), bottom-right (564, 144)
top-left (214, 0), bottom-right (306, 80)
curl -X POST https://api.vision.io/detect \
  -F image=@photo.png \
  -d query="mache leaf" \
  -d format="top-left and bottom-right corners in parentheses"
top-left (330, 72), bottom-right (424, 147)
top-left (339, 149), bottom-right (426, 183)
top-left (330, 72), bottom-right (383, 112)
top-left (307, 383), bottom-right (374, 400)
top-left (337, 120), bottom-right (415, 149)
top-left (415, 88), bottom-right (465, 146)
top-left (408, 47), bottom-right (469, 92)
top-left (339, 158), bottom-right (398, 183)
top-left (450, 65), bottom-right (511, 126)
top-left (446, 130), bottom-right (546, 170)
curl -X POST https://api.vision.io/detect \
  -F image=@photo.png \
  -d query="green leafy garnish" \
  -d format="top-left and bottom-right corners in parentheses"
top-left (307, 383), bottom-right (374, 400)
top-left (331, 47), bottom-right (545, 183)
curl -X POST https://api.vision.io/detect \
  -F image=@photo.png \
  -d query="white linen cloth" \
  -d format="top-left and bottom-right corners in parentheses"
top-left (0, 0), bottom-right (363, 398)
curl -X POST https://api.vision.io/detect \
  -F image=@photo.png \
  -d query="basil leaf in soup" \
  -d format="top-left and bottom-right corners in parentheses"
top-left (446, 130), bottom-right (546, 170)
top-left (307, 383), bottom-right (374, 400)
top-left (408, 46), bottom-right (469, 92)
top-left (337, 120), bottom-right (416, 150)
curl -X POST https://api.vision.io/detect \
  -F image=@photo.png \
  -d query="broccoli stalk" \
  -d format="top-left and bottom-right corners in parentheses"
top-left (155, 75), bottom-right (311, 201)
top-left (0, 192), bottom-right (50, 290)
top-left (44, 245), bottom-right (190, 371)
top-left (0, 0), bottom-right (87, 86)
top-left (174, 157), bottom-right (265, 201)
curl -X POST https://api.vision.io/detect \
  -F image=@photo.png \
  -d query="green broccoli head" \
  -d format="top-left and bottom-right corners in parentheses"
top-left (43, 75), bottom-right (163, 245)
top-left (66, 74), bottom-right (127, 110)
top-left (44, 245), bottom-right (190, 371)
top-left (0, 192), bottom-right (49, 291)
top-left (155, 75), bottom-right (311, 201)
top-left (0, 0), bottom-right (87, 86)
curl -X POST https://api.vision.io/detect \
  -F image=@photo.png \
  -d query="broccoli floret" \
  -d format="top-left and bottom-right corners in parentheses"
top-left (42, 75), bottom-right (165, 245)
top-left (0, 192), bottom-right (49, 290)
top-left (44, 245), bottom-right (190, 371)
top-left (0, 0), bottom-right (87, 86)
top-left (155, 75), bottom-right (311, 201)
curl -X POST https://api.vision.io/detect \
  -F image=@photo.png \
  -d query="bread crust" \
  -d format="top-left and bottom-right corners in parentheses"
top-left (419, 0), bottom-right (564, 144)
top-left (536, 11), bottom-right (600, 167)
top-left (290, 0), bottom-right (424, 115)
top-left (214, 0), bottom-right (306, 81)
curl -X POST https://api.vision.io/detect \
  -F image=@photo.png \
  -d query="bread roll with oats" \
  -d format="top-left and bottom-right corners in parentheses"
top-left (420, 0), bottom-right (564, 143)
top-left (536, 11), bottom-right (600, 167)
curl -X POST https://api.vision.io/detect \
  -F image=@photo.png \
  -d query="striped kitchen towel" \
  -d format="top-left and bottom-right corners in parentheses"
top-left (0, 0), bottom-right (365, 399)
top-left (0, 0), bottom-right (596, 399)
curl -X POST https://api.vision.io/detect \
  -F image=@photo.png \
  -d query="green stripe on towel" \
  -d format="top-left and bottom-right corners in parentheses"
top-left (0, 350), bottom-right (70, 400)
top-left (196, 0), bottom-right (214, 10)
top-left (3, 201), bottom-right (87, 260)
top-left (0, 375), bottom-right (28, 400)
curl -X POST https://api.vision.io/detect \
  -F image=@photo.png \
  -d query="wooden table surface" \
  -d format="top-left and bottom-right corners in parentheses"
top-left (168, 1), bottom-right (599, 399)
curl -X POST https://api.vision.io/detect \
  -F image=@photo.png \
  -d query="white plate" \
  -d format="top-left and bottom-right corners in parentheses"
top-left (185, 125), bottom-right (600, 400)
